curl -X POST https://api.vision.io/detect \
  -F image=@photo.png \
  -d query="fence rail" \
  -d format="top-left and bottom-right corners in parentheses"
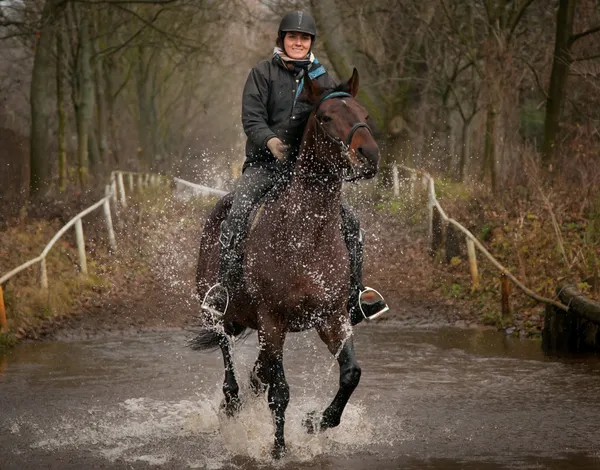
top-left (396, 164), bottom-right (570, 315)
top-left (173, 177), bottom-right (228, 197)
top-left (0, 171), bottom-right (162, 333)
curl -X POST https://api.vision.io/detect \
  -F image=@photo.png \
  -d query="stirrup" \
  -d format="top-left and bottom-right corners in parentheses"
top-left (359, 287), bottom-right (389, 321)
top-left (201, 283), bottom-right (229, 322)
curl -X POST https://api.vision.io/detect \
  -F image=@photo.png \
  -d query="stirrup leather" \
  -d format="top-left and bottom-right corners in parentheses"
top-left (358, 287), bottom-right (389, 321)
top-left (201, 283), bottom-right (229, 322)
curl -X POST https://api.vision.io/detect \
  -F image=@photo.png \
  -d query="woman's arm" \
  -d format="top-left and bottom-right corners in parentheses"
top-left (241, 63), bottom-right (277, 149)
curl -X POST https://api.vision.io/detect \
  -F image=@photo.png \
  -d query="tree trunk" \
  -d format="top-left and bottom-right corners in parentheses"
top-left (56, 20), bottom-right (68, 191)
top-left (74, 9), bottom-right (94, 188)
top-left (137, 47), bottom-right (160, 170)
top-left (483, 104), bottom-right (497, 192)
top-left (30, 0), bottom-right (61, 198)
top-left (104, 57), bottom-right (121, 166)
top-left (310, 0), bottom-right (384, 127)
top-left (94, 34), bottom-right (108, 169)
top-left (541, 0), bottom-right (576, 166)
top-left (458, 119), bottom-right (471, 182)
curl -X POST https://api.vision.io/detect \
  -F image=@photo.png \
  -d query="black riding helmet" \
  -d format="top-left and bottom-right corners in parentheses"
top-left (278, 11), bottom-right (317, 43)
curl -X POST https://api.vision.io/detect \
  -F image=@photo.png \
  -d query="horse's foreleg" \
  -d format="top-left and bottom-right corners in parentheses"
top-left (305, 321), bottom-right (361, 433)
top-left (257, 320), bottom-right (289, 459)
top-left (218, 333), bottom-right (240, 417)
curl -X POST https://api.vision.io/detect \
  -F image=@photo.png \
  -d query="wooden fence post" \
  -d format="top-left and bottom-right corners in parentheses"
top-left (117, 172), bottom-right (127, 208)
top-left (409, 173), bottom-right (416, 197)
top-left (0, 285), bottom-right (7, 332)
top-left (103, 199), bottom-right (117, 252)
top-left (427, 190), bottom-right (434, 243)
top-left (111, 178), bottom-right (118, 205)
top-left (75, 219), bottom-right (88, 275)
top-left (466, 238), bottom-right (479, 289)
top-left (501, 273), bottom-right (511, 318)
top-left (40, 258), bottom-right (48, 289)
top-left (128, 173), bottom-right (134, 192)
top-left (138, 173), bottom-right (143, 190)
top-left (392, 163), bottom-right (400, 197)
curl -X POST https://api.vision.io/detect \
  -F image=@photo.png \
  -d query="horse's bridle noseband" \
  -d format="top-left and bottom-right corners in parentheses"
top-left (314, 91), bottom-right (373, 181)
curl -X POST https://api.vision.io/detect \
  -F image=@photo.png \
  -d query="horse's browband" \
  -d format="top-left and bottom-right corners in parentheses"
top-left (318, 91), bottom-right (352, 106)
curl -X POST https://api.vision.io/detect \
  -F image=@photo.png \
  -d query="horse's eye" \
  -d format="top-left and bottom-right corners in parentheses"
top-left (365, 115), bottom-right (370, 121)
top-left (321, 115), bottom-right (332, 123)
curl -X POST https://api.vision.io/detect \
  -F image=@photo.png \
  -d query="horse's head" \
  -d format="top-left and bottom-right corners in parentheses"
top-left (303, 69), bottom-right (379, 181)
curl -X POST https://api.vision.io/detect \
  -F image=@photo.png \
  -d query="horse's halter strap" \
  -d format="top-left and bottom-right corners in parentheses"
top-left (314, 91), bottom-right (373, 181)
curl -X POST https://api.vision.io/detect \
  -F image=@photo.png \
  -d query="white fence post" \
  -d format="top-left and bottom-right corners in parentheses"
top-left (75, 219), bottom-right (88, 275)
top-left (467, 238), bottom-right (479, 289)
top-left (103, 199), bottom-right (117, 252)
top-left (111, 176), bottom-right (118, 205)
top-left (427, 186), bottom-right (434, 242)
top-left (128, 172), bottom-right (134, 192)
top-left (409, 173), bottom-right (416, 197)
top-left (117, 172), bottom-right (127, 208)
top-left (392, 163), bottom-right (400, 197)
top-left (40, 258), bottom-right (48, 289)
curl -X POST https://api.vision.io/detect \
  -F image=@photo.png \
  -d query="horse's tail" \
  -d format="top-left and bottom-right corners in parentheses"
top-left (188, 322), bottom-right (251, 351)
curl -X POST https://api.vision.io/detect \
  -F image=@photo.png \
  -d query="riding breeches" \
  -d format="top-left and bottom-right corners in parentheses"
top-left (224, 166), bottom-right (281, 246)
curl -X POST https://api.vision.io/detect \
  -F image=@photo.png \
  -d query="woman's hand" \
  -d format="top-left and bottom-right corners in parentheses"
top-left (267, 137), bottom-right (289, 160)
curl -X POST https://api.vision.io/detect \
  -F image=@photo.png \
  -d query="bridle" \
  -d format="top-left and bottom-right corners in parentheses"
top-left (313, 91), bottom-right (373, 182)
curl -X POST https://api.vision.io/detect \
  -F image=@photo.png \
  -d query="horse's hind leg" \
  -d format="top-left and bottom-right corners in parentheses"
top-left (304, 318), bottom-right (361, 433)
top-left (218, 333), bottom-right (241, 417)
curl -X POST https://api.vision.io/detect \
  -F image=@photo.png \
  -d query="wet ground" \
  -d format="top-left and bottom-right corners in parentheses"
top-left (2, 324), bottom-right (600, 469)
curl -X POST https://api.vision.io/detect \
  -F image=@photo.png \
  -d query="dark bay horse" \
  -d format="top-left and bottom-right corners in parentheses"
top-left (192, 69), bottom-right (379, 459)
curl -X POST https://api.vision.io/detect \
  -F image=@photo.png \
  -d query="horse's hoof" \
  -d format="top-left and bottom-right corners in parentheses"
top-left (302, 411), bottom-right (322, 434)
top-left (271, 444), bottom-right (287, 460)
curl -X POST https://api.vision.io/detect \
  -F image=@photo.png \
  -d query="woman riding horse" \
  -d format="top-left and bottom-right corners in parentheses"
top-left (194, 68), bottom-right (381, 460)
top-left (201, 11), bottom-right (388, 325)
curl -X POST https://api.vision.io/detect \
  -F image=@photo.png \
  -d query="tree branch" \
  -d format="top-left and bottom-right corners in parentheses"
top-left (569, 24), bottom-right (600, 45)
top-left (508, 0), bottom-right (536, 37)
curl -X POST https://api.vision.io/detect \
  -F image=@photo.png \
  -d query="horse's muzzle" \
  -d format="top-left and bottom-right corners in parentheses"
top-left (350, 146), bottom-right (379, 181)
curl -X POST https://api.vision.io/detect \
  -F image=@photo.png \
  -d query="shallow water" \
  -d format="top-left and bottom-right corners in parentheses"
top-left (1, 325), bottom-right (600, 469)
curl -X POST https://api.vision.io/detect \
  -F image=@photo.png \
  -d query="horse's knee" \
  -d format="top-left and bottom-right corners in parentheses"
top-left (223, 380), bottom-right (239, 398)
top-left (341, 363), bottom-right (361, 390)
top-left (268, 373), bottom-right (289, 415)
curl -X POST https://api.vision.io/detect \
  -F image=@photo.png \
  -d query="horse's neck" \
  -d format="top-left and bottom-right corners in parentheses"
top-left (276, 141), bottom-right (343, 237)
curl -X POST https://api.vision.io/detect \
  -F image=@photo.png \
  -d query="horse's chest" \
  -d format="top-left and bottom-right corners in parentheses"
top-left (246, 240), bottom-right (348, 307)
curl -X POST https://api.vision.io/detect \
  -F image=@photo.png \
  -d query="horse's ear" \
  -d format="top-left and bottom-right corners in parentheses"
top-left (304, 74), bottom-right (322, 104)
top-left (346, 68), bottom-right (359, 97)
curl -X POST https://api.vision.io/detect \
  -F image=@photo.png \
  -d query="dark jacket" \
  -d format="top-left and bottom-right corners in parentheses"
top-left (241, 56), bottom-right (337, 171)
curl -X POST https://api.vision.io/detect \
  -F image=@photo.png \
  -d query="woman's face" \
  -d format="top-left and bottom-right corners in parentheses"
top-left (283, 31), bottom-right (312, 59)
